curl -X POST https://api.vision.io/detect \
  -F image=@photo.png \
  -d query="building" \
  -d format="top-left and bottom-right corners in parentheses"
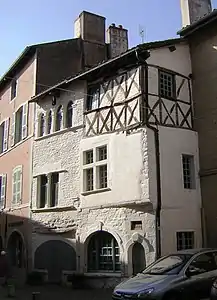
top-left (179, 0), bottom-right (217, 247)
top-left (29, 36), bottom-right (202, 286)
top-left (0, 10), bottom-right (126, 284)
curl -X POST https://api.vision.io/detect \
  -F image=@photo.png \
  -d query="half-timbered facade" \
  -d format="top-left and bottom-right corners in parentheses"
top-left (30, 41), bottom-right (202, 287)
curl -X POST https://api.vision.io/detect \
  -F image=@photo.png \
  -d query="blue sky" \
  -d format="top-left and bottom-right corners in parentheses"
top-left (0, 0), bottom-right (217, 77)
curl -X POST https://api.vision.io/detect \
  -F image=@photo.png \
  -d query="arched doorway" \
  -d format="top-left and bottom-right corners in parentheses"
top-left (34, 240), bottom-right (76, 283)
top-left (7, 231), bottom-right (24, 268)
top-left (87, 231), bottom-right (120, 272)
top-left (132, 242), bottom-right (145, 275)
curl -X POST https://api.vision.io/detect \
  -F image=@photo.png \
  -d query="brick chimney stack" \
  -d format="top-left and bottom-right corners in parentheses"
top-left (106, 23), bottom-right (128, 58)
top-left (74, 11), bottom-right (105, 44)
top-left (180, 0), bottom-right (212, 27)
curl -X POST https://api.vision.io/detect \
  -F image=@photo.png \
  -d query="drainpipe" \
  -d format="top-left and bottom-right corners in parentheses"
top-left (140, 62), bottom-right (162, 259)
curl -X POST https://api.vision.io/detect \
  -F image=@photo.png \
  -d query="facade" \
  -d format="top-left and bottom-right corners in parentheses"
top-left (0, 10), bottom-right (126, 284)
top-left (30, 41), bottom-right (202, 286)
top-left (179, 0), bottom-right (217, 247)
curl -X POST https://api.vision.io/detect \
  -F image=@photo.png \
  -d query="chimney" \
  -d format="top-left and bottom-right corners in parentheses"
top-left (180, 0), bottom-right (212, 27)
top-left (74, 11), bottom-right (105, 44)
top-left (106, 24), bottom-right (128, 58)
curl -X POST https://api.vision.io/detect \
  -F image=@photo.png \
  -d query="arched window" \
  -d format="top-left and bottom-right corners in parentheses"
top-left (39, 114), bottom-right (45, 137)
top-left (56, 106), bottom-right (63, 131)
top-left (47, 111), bottom-right (52, 134)
top-left (66, 101), bottom-right (73, 128)
top-left (87, 231), bottom-right (120, 272)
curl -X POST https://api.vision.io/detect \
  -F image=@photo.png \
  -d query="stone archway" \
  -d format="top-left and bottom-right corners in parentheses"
top-left (7, 231), bottom-right (25, 268)
top-left (132, 242), bottom-right (145, 275)
top-left (34, 240), bottom-right (76, 283)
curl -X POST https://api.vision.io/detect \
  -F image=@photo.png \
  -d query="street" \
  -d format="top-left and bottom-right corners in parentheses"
top-left (0, 285), bottom-right (113, 300)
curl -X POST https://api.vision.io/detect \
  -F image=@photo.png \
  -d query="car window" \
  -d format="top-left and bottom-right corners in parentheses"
top-left (187, 252), bottom-right (215, 275)
top-left (213, 251), bottom-right (217, 268)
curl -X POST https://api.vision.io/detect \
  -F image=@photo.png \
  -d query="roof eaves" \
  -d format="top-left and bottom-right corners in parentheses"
top-left (178, 9), bottom-right (217, 37)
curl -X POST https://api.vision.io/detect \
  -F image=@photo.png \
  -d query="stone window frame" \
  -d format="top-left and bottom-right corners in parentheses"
top-left (82, 144), bottom-right (109, 194)
top-left (37, 172), bottom-right (60, 209)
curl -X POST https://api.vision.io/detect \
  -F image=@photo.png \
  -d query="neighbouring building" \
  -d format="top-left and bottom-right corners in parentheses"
top-left (29, 36), bottom-right (202, 286)
top-left (179, 0), bottom-right (217, 247)
top-left (0, 10), bottom-right (126, 284)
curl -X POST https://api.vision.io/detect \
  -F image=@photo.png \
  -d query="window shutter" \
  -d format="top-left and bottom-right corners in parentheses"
top-left (22, 103), bottom-right (28, 139)
top-left (3, 118), bottom-right (9, 152)
top-left (11, 112), bottom-right (16, 146)
top-left (16, 166), bottom-right (23, 203)
top-left (0, 174), bottom-right (6, 208)
top-left (12, 169), bottom-right (17, 204)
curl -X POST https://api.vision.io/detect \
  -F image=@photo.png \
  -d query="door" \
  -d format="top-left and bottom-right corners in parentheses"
top-left (132, 243), bottom-right (145, 275)
top-left (183, 252), bottom-right (217, 299)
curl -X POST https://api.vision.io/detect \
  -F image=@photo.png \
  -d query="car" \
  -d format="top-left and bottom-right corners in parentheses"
top-left (112, 248), bottom-right (217, 300)
top-left (210, 278), bottom-right (217, 299)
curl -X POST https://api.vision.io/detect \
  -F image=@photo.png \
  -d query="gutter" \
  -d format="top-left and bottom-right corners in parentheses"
top-left (139, 60), bottom-right (162, 259)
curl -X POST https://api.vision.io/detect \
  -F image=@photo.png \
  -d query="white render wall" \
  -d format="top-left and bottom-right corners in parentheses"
top-left (158, 126), bottom-right (202, 254)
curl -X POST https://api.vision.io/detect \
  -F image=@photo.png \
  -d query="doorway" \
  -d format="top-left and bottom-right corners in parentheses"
top-left (132, 242), bottom-right (145, 275)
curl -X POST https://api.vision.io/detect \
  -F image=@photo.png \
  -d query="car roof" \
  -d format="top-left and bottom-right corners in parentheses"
top-left (170, 248), bottom-right (217, 256)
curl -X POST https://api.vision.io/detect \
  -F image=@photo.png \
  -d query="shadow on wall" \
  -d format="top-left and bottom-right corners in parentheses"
top-left (0, 209), bottom-right (155, 289)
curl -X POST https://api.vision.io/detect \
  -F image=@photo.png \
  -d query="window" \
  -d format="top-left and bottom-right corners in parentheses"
top-left (159, 70), bottom-right (175, 99)
top-left (0, 174), bottom-right (7, 208)
top-left (37, 172), bottom-right (59, 208)
top-left (131, 221), bottom-right (142, 230)
top-left (88, 231), bottom-right (120, 272)
top-left (83, 145), bottom-right (108, 193)
top-left (176, 231), bottom-right (194, 251)
top-left (66, 101), bottom-right (73, 128)
top-left (11, 79), bottom-right (17, 100)
top-left (0, 119), bottom-right (9, 153)
top-left (39, 114), bottom-right (46, 137)
top-left (182, 155), bottom-right (195, 189)
top-left (56, 106), bottom-right (63, 131)
top-left (11, 103), bottom-right (28, 145)
top-left (47, 111), bottom-right (52, 134)
top-left (50, 173), bottom-right (59, 207)
top-left (187, 252), bottom-right (216, 275)
top-left (87, 86), bottom-right (100, 111)
top-left (12, 166), bottom-right (22, 205)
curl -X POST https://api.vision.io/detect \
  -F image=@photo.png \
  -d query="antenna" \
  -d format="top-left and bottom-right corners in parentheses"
top-left (139, 25), bottom-right (145, 44)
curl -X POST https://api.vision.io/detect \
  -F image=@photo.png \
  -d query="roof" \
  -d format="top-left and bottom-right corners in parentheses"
top-left (174, 248), bottom-right (216, 255)
top-left (178, 9), bottom-right (217, 37)
top-left (0, 38), bottom-right (74, 92)
top-left (30, 37), bottom-right (184, 102)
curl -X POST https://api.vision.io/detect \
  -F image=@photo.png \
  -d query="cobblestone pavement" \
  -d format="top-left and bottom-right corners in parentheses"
top-left (0, 285), bottom-right (113, 300)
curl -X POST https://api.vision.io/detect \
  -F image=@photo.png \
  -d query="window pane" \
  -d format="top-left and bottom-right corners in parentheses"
top-left (97, 146), bottom-right (107, 161)
top-left (99, 165), bottom-right (107, 189)
top-left (47, 111), bottom-right (52, 134)
top-left (50, 173), bottom-right (59, 207)
top-left (40, 175), bottom-right (47, 208)
top-left (39, 114), bottom-right (45, 136)
top-left (176, 232), bottom-right (194, 250)
top-left (85, 168), bottom-right (93, 191)
top-left (84, 150), bottom-right (93, 164)
top-left (56, 106), bottom-right (63, 131)
top-left (66, 102), bottom-right (73, 128)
